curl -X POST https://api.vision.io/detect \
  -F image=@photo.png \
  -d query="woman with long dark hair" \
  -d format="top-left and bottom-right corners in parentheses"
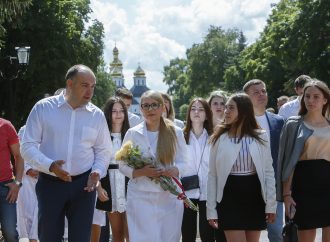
top-left (92, 97), bottom-right (130, 242)
top-left (207, 93), bottom-right (276, 242)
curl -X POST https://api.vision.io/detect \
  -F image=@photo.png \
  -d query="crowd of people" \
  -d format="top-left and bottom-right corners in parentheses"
top-left (0, 64), bottom-right (329, 242)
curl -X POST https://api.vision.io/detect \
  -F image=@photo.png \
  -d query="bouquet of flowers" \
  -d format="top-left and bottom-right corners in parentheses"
top-left (116, 141), bottom-right (199, 211)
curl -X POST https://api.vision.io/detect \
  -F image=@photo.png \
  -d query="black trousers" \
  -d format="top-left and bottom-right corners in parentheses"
top-left (181, 199), bottom-right (226, 242)
top-left (36, 171), bottom-right (96, 242)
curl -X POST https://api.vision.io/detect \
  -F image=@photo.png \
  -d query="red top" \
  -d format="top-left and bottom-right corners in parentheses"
top-left (0, 118), bottom-right (19, 182)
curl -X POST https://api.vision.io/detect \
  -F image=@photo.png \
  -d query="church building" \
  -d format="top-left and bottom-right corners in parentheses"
top-left (109, 46), bottom-right (150, 116)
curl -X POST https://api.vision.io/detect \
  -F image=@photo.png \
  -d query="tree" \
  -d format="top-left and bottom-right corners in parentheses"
top-left (163, 58), bottom-right (189, 95)
top-left (224, 0), bottom-right (329, 108)
top-left (92, 61), bottom-right (116, 109)
top-left (0, 0), bottom-right (32, 46)
top-left (178, 104), bottom-right (189, 122)
top-left (0, 0), bottom-right (106, 127)
top-left (163, 26), bottom-right (246, 109)
top-left (187, 26), bottom-right (243, 96)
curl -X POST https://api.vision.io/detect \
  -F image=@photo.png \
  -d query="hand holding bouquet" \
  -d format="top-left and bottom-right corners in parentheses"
top-left (116, 141), bottom-right (198, 211)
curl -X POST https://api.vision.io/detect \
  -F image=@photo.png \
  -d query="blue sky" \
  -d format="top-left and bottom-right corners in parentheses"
top-left (90, 0), bottom-right (280, 92)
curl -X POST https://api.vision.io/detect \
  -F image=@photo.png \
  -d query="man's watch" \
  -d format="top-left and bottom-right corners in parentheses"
top-left (13, 179), bottom-right (23, 187)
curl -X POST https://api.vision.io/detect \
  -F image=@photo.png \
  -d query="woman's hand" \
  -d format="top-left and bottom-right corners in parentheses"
top-left (208, 219), bottom-right (218, 229)
top-left (162, 167), bottom-right (179, 177)
top-left (266, 213), bottom-right (276, 223)
top-left (133, 165), bottom-right (163, 178)
top-left (97, 186), bottom-right (109, 202)
top-left (26, 168), bottom-right (39, 178)
top-left (284, 195), bottom-right (296, 219)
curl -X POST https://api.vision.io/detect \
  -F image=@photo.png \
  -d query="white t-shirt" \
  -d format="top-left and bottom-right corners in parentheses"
top-left (147, 130), bottom-right (159, 155)
top-left (256, 114), bottom-right (270, 139)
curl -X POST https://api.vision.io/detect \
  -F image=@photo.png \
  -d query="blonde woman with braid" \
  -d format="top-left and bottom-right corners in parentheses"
top-left (119, 90), bottom-right (188, 242)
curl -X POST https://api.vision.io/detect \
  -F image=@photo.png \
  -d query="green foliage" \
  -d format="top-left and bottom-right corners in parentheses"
top-left (164, 0), bottom-right (329, 110)
top-left (224, 0), bottom-right (329, 107)
top-left (178, 104), bottom-right (189, 123)
top-left (163, 26), bottom-right (246, 111)
top-left (92, 61), bottom-right (116, 109)
top-left (0, 0), bottom-right (32, 46)
top-left (0, 0), bottom-right (106, 128)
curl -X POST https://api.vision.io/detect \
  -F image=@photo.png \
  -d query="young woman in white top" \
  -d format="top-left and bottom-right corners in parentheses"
top-left (207, 93), bottom-right (276, 242)
top-left (208, 91), bottom-right (227, 128)
top-left (181, 98), bottom-right (226, 242)
top-left (119, 90), bottom-right (188, 242)
top-left (16, 126), bottom-right (39, 242)
top-left (92, 97), bottom-right (130, 242)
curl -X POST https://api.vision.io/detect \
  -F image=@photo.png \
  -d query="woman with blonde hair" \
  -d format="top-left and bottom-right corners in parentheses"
top-left (119, 90), bottom-right (188, 242)
top-left (277, 80), bottom-right (330, 242)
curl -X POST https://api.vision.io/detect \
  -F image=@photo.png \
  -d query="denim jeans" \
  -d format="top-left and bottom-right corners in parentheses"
top-left (267, 202), bottom-right (284, 242)
top-left (0, 185), bottom-right (19, 242)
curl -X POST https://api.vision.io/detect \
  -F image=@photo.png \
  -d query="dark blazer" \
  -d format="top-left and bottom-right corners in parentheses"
top-left (265, 111), bottom-right (284, 176)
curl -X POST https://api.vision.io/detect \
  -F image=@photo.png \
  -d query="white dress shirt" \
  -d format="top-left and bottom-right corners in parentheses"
top-left (128, 112), bottom-right (142, 127)
top-left (174, 119), bottom-right (185, 129)
top-left (278, 97), bottom-right (300, 119)
top-left (21, 94), bottom-right (112, 177)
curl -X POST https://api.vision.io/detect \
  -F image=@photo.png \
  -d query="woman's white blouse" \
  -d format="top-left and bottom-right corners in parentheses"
top-left (119, 121), bottom-right (189, 192)
top-left (183, 129), bottom-right (210, 201)
top-left (109, 133), bottom-right (126, 212)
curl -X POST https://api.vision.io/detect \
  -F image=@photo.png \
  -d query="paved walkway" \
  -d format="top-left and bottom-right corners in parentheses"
top-left (19, 229), bottom-right (322, 242)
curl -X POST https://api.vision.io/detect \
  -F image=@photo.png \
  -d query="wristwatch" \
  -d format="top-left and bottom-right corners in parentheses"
top-left (13, 179), bottom-right (23, 187)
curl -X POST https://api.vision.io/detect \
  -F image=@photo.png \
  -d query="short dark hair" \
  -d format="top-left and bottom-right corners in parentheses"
top-left (115, 88), bottom-right (133, 100)
top-left (65, 64), bottom-right (94, 81)
top-left (294, 75), bottom-right (312, 88)
top-left (243, 79), bottom-right (266, 93)
top-left (277, 95), bottom-right (289, 102)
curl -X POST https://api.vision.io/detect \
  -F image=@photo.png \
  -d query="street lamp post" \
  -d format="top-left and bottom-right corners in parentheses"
top-left (0, 46), bottom-right (31, 122)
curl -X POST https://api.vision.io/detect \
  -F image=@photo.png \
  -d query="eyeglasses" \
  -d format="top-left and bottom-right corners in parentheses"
top-left (141, 103), bottom-right (162, 111)
top-left (191, 107), bottom-right (205, 112)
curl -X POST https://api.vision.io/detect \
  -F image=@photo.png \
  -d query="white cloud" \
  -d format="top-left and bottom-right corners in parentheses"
top-left (90, 0), bottom-right (280, 93)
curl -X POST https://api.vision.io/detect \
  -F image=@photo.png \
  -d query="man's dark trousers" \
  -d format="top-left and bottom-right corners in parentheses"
top-left (36, 171), bottom-right (96, 242)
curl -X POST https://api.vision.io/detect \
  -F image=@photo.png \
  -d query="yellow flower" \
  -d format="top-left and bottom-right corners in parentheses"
top-left (115, 141), bottom-right (133, 160)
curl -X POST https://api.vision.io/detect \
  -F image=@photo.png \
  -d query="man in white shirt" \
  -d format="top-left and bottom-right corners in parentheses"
top-left (278, 75), bottom-right (312, 119)
top-left (115, 88), bottom-right (141, 127)
top-left (244, 79), bottom-right (284, 242)
top-left (21, 65), bottom-right (112, 242)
